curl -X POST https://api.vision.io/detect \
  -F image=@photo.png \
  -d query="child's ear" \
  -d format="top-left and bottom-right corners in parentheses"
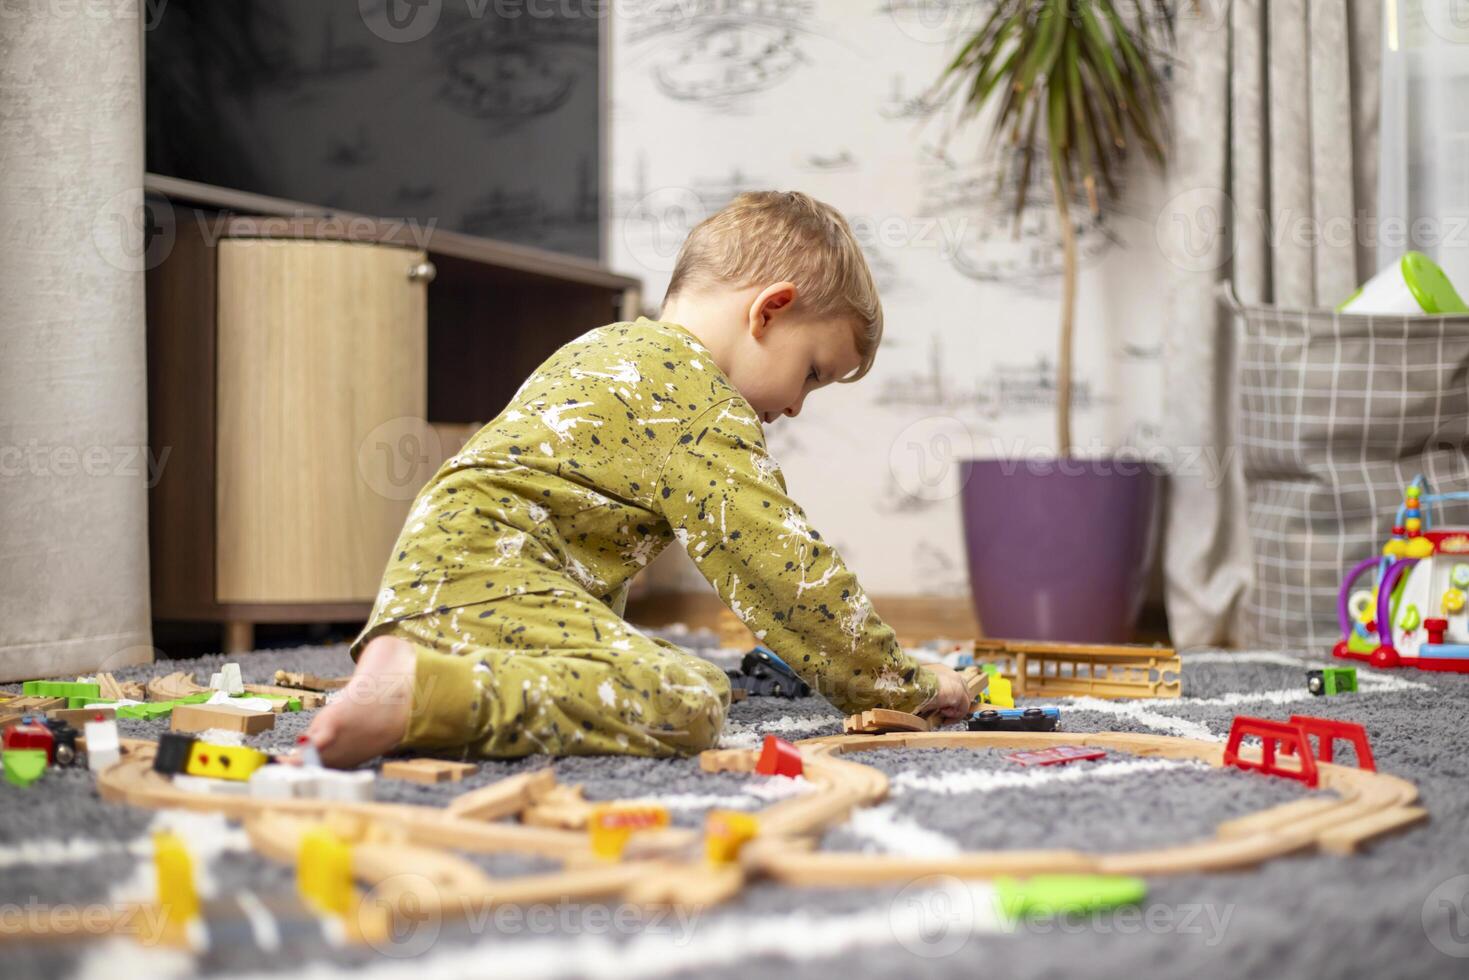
top-left (748, 282), bottom-right (798, 339)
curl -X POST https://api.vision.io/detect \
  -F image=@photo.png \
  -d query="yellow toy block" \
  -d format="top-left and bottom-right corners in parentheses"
top-left (705, 810), bottom-right (758, 865)
top-left (184, 742), bottom-right (270, 782)
top-left (982, 674), bottom-right (1014, 708)
top-left (153, 831), bottom-right (199, 942)
top-left (298, 827), bottom-right (353, 918)
top-left (588, 804), bottom-right (670, 860)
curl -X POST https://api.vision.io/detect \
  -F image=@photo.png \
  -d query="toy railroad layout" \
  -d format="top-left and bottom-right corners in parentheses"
top-left (0, 639), bottom-right (1430, 953)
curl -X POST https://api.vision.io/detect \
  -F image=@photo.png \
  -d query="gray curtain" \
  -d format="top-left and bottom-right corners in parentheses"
top-left (1160, 0), bottom-right (1381, 647)
top-left (0, 5), bottom-right (154, 680)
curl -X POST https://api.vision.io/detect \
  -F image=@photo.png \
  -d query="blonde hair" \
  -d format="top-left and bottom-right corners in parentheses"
top-left (662, 190), bottom-right (882, 382)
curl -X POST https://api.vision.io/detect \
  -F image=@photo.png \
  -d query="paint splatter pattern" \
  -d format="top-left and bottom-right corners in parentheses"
top-left (354, 317), bottom-right (936, 757)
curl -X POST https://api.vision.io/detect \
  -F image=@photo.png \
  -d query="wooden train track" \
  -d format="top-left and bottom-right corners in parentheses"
top-left (24, 726), bottom-right (1425, 947)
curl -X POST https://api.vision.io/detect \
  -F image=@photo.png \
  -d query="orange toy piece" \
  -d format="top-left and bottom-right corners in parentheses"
top-left (755, 735), bottom-right (802, 777)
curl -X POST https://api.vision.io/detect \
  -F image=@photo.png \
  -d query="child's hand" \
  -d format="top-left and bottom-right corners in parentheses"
top-left (918, 662), bottom-right (973, 721)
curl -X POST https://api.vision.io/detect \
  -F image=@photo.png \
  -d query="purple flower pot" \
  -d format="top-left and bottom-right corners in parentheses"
top-left (959, 458), bottom-right (1162, 643)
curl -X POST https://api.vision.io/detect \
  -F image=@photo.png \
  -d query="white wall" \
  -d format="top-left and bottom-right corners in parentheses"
top-left (608, 1), bottom-right (1170, 597)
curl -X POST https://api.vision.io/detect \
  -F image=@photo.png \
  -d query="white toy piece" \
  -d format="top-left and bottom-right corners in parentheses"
top-left (203, 691), bottom-right (272, 713)
top-left (315, 770), bottom-right (374, 802)
top-left (211, 663), bottom-right (244, 696)
top-left (248, 764), bottom-right (319, 800)
top-left (84, 715), bottom-right (120, 772)
top-left (173, 774), bottom-right (249, 796)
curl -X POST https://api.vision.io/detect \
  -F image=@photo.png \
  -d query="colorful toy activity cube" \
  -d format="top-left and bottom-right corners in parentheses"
top-left (1334, 477), bottom-right (1469, 672)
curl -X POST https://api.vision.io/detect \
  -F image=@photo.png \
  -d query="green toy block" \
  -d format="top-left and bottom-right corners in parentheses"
top-left (112, 693), bottom-right (213, 721)
top-left (22, 681), bottom-right (101, 701)
top-left (994, 875), bottom-right (1147, 919)
top-left (980, 663), bottom-right (1001, 678)
top-left (3, 748), bottom-right (48, 787)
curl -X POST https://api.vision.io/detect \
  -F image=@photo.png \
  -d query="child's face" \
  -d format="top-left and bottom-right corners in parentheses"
top-left (729, 309), bottom-right (863, 425)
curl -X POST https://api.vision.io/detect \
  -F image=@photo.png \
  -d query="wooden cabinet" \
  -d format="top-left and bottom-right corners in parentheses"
top-left (146, 177), bottom-right (640, 651)
top-left (214, 239), bottom-right (427, 604)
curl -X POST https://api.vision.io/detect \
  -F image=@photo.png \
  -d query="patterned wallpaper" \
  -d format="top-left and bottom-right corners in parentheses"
top-left (608, 0), bottom-right (1170, 597)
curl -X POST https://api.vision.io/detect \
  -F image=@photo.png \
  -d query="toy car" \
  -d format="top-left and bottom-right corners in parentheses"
top-left (966, 706), bottom-right (1060, 732)
top-left (1307, 667), bottom-right (1357, 696)
top-left (725, 646), bottom-right (811, 699)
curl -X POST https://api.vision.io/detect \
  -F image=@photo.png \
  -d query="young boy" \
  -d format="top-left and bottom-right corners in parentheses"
top-left (307, 191), bottom-right (971, 766)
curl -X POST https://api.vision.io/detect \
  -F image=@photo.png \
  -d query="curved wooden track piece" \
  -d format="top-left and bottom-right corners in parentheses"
top-left (735, 731), bottom-right (1425, 885)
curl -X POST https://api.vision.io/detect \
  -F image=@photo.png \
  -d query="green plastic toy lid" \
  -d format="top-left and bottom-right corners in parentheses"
top-left (994, 874), bottom-right (1147, 918)
top-left (1401, 251), bottom-right (1469, 314)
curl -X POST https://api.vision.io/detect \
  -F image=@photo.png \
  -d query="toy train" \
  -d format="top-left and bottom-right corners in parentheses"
top-left (153, 732), bottom-right (272, 781)
top-left (1334, 477), bottom-right (1469, 672)
top-left (726, 646), bottom-right (811, 699)
top-left (967, 706), bottom-right (1060, 732)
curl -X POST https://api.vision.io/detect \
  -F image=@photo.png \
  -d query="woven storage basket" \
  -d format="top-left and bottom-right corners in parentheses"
top-left (1225, 283), bottom-right (1469, 649)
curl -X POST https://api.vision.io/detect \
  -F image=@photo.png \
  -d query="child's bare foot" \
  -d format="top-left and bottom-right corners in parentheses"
top-left (300, 635), bottom-right (415, 769)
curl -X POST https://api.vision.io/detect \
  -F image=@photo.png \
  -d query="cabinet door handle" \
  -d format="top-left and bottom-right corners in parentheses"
top-left (407, 260), bottom-right (437, 283)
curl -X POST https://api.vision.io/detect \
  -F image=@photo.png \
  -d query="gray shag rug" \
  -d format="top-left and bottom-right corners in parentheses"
top-left (4, 629), bottom-right (1468, 980)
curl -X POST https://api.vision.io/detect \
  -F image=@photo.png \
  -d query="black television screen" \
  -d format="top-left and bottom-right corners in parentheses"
top-left (145, 0), bottom-right (602, 259)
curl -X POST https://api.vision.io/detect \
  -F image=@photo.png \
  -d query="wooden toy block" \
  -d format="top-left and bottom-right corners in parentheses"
top-left (522, 783), bottom-right (597, 829)
top-left (85, 716), bottom-right (120, 772)
top-left (97, 673), bottom-right (125, 701)
top-left (170, 703), bottom-right (276, 736)
top-left (242, 683), bottom-right (325, 710)
top-left (447, 768), bottom-right (556, 820)
top-left (172, 773), bottom-right (251, 796)
top-left (843, 708), bottom-right (931, 735)
top-left (315, 769), bottom-right (375, 802)
top-left (274, 670), bottom-right (348, 692)
top-left (380, 758), bottom-right (477, 784)
top-left (147, 671), bottom-right (208, 702)
top-left (248, 764), bottom-right (319, 799)
top-left (1, 696), bottom-right (67, 727)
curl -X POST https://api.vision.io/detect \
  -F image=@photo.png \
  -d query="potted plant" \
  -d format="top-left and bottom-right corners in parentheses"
top-left (933, 0), bottom-right (1173, 642)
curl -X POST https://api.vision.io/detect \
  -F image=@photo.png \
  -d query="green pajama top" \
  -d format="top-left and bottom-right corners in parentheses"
top-left (359, 316), bottom-right (938, 716)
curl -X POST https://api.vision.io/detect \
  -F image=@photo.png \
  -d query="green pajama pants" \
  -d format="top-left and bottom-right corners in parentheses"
top-left (360, 589), bottom-right (732, 758)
